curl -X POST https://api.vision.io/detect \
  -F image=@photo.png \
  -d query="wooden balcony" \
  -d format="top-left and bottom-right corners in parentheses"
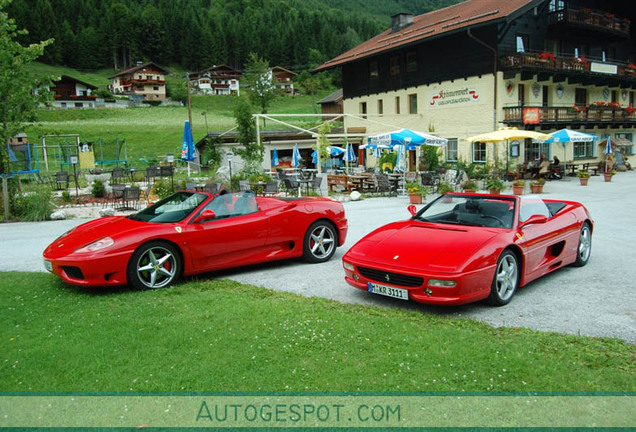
top-left (503, 105), bottom-right (636, 128)
top-left (500, 52), bottom-right (636, 85)
top-left (548, 8), bottom-right (630, 38)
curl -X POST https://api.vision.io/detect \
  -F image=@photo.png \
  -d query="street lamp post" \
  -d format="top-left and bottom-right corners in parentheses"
top-left (201, 111), bottom-right (209, 135)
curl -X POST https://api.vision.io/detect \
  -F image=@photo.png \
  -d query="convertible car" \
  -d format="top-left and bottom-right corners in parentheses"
top-left (343, 193), bottom-right (592, 306)
top-left (44, 191), bottom-right (348, 289)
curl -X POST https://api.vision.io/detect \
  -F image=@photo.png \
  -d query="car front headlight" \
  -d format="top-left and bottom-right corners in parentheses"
top-left (343, 261), bottom-right (355, 271)
top-left (75, 237), bottom-right (114, 253)
top-left (428, 279), bottom-right (457, 288)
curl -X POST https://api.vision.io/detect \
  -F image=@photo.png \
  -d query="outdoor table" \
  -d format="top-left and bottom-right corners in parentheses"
top-left (566, 163), bottom-right (579, 176)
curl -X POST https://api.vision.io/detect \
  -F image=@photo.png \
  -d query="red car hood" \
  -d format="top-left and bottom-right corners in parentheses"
top-left (44, 216), bottom-right (152, 257)
top-left (346, 221), bottom-right (500, 272)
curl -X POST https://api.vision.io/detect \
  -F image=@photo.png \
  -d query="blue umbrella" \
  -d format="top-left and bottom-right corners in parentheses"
top-left (311, 150), bottom-right (318, 164)
top-left (180, 121), bottom-right (196, 162)
top-left (181, 120), bottom-right (196, 176)
top-left (546, 129), bottom-right (598, 163)
top-left (367, 128), bottom-right (448, 147)
top-left (292, 143), bottom-right (302, 167)
top-left (272, 148), bottom-right (280, 167)
top-left (604, 136), bottom-right (613, 173)
top-left (326, 146), bottom-right (345, 156)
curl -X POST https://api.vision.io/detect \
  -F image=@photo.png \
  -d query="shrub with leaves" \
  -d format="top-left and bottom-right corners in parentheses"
top-left (91, 179), bottom-right (105, 198)
top-left (12, 185), bottom-right (55, 221)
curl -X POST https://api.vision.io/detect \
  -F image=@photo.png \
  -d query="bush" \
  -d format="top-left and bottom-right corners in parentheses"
top-left (152, 179), bottom-right (173, 199)
top-left (91, 179), bottom-right (106, 198)
top-left (142, 100), bottom-right (162, 107)
top-left (12, 185), bottom-right (56, 221)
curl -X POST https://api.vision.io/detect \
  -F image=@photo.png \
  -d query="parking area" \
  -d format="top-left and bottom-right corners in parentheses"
top-left (1, 171), bottom-right (635, 343)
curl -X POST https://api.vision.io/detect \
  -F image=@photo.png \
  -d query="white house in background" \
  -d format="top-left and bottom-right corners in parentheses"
top-left (109, 62), bottom-right (169, 100)
top-left (189, 65), bottom-right (242, 96)
top-left (47, 75), bottom-right (98, 109)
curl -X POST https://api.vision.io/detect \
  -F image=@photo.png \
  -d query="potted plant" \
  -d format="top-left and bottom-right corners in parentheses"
top-left (485, 178), bottom-right (504, 195)
top-left (406, 181), bottom-right (425, 204)
top-left (462, 181), bottom-right (478, 193)
top-left (438, 182), bottom-right (454, 194)
top-left (604, 169), bottom-right (616, 182)
top-left (577, 170), bottom-right (590, 186)
top-left (512, 180), bottom-right (525, 195)
top-left (530, 179), bottom-right (545, 194)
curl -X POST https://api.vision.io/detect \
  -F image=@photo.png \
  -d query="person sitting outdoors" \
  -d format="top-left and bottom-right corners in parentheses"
top-left (538, 154), bottom-right (550, 179)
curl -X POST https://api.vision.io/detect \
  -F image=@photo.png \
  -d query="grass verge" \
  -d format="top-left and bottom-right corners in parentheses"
top-left (1, 272), bottom-right (633, 392)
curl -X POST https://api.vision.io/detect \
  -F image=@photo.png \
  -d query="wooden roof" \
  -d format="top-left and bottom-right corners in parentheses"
top-left (109, 62), bottom-right (170, 78)
top-left (315, 0), bottom-right (538, 72)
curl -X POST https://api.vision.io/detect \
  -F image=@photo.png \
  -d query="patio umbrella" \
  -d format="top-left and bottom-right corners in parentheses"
top-left (271, 148), bottom-right (280, 167)
top-left (291, 143), bottom-right (301, 168)
top-left (180, 120), bottom-right (196, 176)
top-left (367, 128), bottom-right (448, 147)
top-left (467, 127), bottom-right (551, 171)
top-left (344, 143), bottom-right (357, 173)
top-left (603, 136), bottom-right (613, 173)
top-left (545, 129), bottom-right (598, 162)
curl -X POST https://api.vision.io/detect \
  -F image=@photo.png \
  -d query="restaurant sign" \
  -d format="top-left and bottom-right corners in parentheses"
top-left (429, 87), bottom-right (480, 108)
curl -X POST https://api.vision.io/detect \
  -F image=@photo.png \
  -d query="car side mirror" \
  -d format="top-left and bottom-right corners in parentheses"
top-left (194, 209), bottom-right (216, 223)
top-left (407, 204), bottom-right (417, 216)
top-left (519, 214), bottom-right (548, 228)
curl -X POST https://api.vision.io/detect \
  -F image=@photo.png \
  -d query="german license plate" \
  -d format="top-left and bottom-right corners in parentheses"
top-left (368, 282), bottom-right (409, 300)
top-left (43, 260), bottom-right (52, 272)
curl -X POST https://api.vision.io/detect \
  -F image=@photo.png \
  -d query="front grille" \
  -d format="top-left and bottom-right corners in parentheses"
top-left (357, 266), bottom-right (423, 288)
top-left (62, 266), bottom-right (84, 280)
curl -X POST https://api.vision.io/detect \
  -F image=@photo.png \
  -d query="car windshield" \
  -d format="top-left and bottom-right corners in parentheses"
top-left (413, 194), bottom-right (516, 229)
top-left (128, 191), bottom-right (208, 223)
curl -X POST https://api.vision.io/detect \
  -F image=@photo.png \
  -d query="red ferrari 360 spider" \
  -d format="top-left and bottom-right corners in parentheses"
top-left (343, 193), bottom-right (592, 306)
top-left (44, 191), bottom-right (348, 289)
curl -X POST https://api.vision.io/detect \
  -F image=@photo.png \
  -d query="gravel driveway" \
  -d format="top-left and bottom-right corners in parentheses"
top-left (2, 171), bottom-right (634, 343)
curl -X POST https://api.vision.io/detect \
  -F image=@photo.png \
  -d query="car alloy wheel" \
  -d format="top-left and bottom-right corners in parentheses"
top-left (303, 221), bottom-right (337, 263)
top-left (574, 223), bottom-right (592, 267)
top-left (488, 250), bottom-right (519, 306)
top-left (128, 241), bottom-right (181, 289)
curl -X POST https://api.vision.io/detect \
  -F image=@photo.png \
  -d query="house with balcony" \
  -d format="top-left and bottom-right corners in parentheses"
top-left (315, 0), bottom-right (636, 170)
top-left (189, 65), bottom-right (242, 96)
top-left (109, 62), bottom-right (169, 101)
top-left (272, 66), bottom-right (297, 95)
top-left (47, 75), bottom-right (98, 109)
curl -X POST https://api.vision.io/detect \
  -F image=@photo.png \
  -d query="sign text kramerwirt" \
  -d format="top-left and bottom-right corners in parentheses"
top-left (429, 87), bottom-right (480, 107)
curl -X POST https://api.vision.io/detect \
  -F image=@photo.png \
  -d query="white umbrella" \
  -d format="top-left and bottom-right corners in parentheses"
top-left (344, 143), bottom-right (357, 173)
top-left (546, 129), bottom-right (598, 162)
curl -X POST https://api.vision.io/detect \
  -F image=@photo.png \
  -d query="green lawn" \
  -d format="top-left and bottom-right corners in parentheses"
top-left (25, 93), bottom-right (329, 170)
top-left (1, 272), bottom-right (633, 393)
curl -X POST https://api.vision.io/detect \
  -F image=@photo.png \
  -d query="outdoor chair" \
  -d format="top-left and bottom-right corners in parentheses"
top-left (283, 178), bottom-right (301, 197)
top-left (103, 184), bottom-right (126, 208)
top-left (111, 167), bottom-right (127, 184)
top-left (238, 180), bottom-right (251, 192)
top-left (263, 180), bottom-right (280, 196)
top-left (185, 182), bottom-right (196, 191)
top-left (377, 174), bottom-right (397, 197)
top-left (120, 186), bottom-right (141, 211)
top-left (54, 172), bottom-right (70, 190)
top-left (307, 176), bottom-right (323, 195)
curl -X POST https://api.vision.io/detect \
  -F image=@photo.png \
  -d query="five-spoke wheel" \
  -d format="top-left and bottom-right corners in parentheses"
top-left (488, 250), bottom-right (519, 306)
top-left (303, 221), bottom-right (337, 263)
top-left (573, 222), bottom-right (592, 267)
top-left (127, 241), bottom-right (181, 290)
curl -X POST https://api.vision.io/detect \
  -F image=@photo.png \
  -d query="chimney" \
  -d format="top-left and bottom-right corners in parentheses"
top-left (391, 13), bottom-right (414, 33)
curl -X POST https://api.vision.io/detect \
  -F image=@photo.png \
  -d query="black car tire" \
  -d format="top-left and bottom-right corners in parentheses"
top-left (127, 241), bottom-right (181, 290)
top-left (302, 221), bottom-right (337, 263)
top-left (573, 222), bottom-right (592, 267)
top-left (488, 249), bottom-right (519, 306)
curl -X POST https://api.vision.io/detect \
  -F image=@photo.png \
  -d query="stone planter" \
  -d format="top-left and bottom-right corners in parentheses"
top-left (409, 193), bottom-right (423, 204)
top-left (579, 177), bottom-right (589, 186)
top-left (531, 184), bottom-right (544, 194)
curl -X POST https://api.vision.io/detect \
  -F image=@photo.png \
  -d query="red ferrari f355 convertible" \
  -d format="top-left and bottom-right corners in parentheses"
top-left (343, 193), bottom-right (592, 306)
top-left (44, 191), bottom-right (348, 289)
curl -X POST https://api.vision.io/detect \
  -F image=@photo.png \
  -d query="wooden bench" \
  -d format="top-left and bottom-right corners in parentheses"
top-left (589, 162), bottom-right (603, 176)
top-left (327, 174), bottom-right (352, 192)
